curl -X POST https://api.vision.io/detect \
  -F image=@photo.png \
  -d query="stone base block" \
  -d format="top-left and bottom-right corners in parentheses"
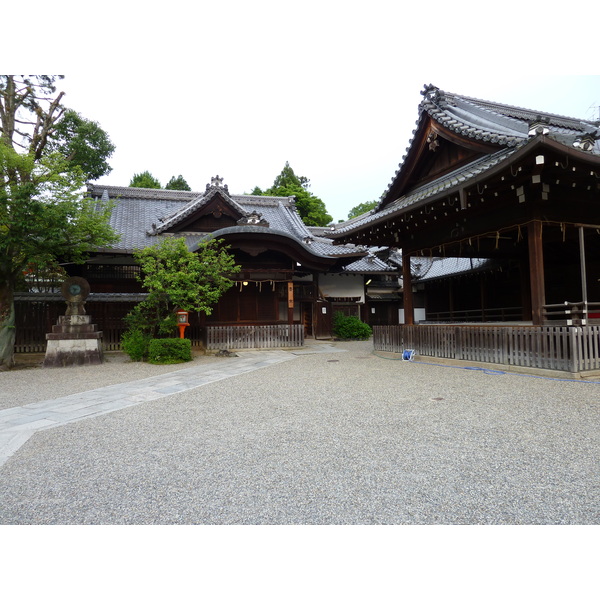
top-left (43, 338), bottom-right (104, 368)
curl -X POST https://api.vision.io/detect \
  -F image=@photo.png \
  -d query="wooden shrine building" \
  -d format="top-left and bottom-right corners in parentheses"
top-left (15, 177), bottom-right (396, 352)
top-left (330, 84), bottom-right (600, 373)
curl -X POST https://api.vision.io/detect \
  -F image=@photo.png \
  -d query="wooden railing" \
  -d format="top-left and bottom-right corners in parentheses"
top-left (374, 324), bottom-right (600, 373)
top-left (206, 324), bottom-right (304, 350)
top-left (544, 301), bottom-right (600, 325)
top-left (424, 306), bottom-right (523, 323)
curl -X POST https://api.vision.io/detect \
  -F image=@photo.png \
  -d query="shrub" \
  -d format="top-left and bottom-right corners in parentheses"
top-left (333, 312), bottom-right (372, 340)
top-left (121, 328), bottom-right (152, 361)
top-left (148, 338), bottom-right (192, 364)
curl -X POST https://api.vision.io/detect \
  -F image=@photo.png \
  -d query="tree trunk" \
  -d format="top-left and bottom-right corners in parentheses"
top-left (0, 282), bottom-right (16, 370)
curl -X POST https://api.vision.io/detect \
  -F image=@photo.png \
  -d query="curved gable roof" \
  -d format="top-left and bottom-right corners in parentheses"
top-left (86, 181), bottom-right (370, 268)
top-left (378, 84), bottom-right (600, 208)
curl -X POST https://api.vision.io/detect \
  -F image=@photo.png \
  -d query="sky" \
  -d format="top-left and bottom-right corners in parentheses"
top-left (10, 1), bottom-right (597, 224)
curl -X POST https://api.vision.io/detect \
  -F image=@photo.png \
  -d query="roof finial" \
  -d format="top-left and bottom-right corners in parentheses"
top-left (211, 175), bottom-right (224, 187)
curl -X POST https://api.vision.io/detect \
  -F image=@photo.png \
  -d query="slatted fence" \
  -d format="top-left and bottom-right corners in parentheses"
top-left (14, 296), bottom-right (304, 353)
top-left (374, 325), bottom-right (600, 373)
top-left (206, 324), bottom-right (304, 350)
top-left (14, 295), bottom-right (141, 353)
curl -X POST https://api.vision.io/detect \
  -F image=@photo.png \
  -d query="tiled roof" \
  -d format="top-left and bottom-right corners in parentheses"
top-left (154, 187), bottom-right (250, 234)
top-left (87, 182), bottom-right (384, 272)
top-left (330, 84), bottom-right (600, 239)
top-left (419, 84), bottom-right (599, 151)
top-left (383, 250), bottom-right (496, 281)
top-left (342, 254), bottom-right (393, 273)
top-left (331, 147), bottom-right (517, 236)
top-left (412, 256), bottom-right (494, 281)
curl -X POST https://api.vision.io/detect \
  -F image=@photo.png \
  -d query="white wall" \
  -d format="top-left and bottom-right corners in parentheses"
top-left (319, 274), bottom-right (365, 302)
top-left (399, 308), bottom-right (426, 323)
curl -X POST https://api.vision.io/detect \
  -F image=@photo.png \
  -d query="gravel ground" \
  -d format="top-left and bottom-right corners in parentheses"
top-left (1, 340), bottom-right (599, 524)
top-left (0, 351), bottom-right (224, 410)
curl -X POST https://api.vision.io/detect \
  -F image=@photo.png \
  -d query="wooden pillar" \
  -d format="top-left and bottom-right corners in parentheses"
top-left (579, 226), bottom-right (588, 305)
top-left (520, 262), bottom-right (532, 321)
top-left (402, 252), bottom-right (414, 325)
top-left (480, 277), bottom-right (487, 322)
top-left (287, 281), bottom-right (294, 324)
top-left (528, 220), bottom-right (545, 325)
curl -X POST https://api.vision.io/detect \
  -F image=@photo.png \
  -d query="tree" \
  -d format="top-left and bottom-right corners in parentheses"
top-left (255, 162), bottom-right (332, 227)
top-left (347, 200), bottom-right (378, 220)
top-left (130, 171), bottom-right (161, 188)
top-left (125, 237), bottom-right (240, 341)
top-left (46, 109), bottom-right (115, 180)
top-left (0, 75), bottom-right (118, 370)
top-left (165, 175), bottom-right (191, 191)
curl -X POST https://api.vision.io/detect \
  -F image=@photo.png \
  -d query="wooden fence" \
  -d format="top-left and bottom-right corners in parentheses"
top-left (206, 325), bottom-right (304, 350)
top-left (14, 295), bottom-right (141, 353)
top-left (373, 324), bottom-right (600, 373)
top-left (14, 296), bottom-right (304, 353)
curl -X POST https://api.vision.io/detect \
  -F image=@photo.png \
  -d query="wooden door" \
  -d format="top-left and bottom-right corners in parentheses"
top-left (315, 299), bottom-right (332, 339)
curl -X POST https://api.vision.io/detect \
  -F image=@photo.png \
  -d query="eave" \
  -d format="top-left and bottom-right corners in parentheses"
top-left (195, 226), bottom-right (366, 272)
top-left (331, 136), bottom-right (600, 254)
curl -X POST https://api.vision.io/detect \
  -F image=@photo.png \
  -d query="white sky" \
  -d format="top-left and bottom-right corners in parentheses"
top-left (9, 1), bottom-right (600, 223)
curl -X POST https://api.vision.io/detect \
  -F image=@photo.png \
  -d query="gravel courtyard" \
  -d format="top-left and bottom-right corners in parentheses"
top-left (1, 340), bottom-right (598, 525)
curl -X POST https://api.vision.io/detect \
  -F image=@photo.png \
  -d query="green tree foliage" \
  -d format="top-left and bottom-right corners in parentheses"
top-left (165, 175), bottom-right (191, 191)
top-left (124, 237), bottom-right (240, 346)
top-left (255, 162), bottom-right (332, 227)
top-left (129, 171), bottom-right (162, 188)
top-left (347, 200), bottom-right (378, 220)
top-left (0, 75), bottom-right (118, 369)
top-left (46, 109), bottom-right (115, 180)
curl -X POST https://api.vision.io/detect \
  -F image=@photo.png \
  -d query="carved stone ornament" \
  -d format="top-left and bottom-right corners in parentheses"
top-left (61, 276), bottom-right (90, 315)
top-left (44, 276), bottom-right (103, 367)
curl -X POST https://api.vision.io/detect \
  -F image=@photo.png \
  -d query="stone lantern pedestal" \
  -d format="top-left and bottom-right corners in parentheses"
top-left (43, 277), bottom-right (103, 367)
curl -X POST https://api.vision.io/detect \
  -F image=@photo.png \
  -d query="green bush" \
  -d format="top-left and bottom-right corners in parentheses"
top-left (148, 338), bottom-right (192, 364)
top-left (121, 328), bottom-right (152, 361)
top-left (333, 312), bottom-right (372, 340)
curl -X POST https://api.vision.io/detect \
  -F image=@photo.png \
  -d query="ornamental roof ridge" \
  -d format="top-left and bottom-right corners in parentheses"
top-left (447, 91), bottom-right (599, 131)
top-left (235, 194), bottom-right (295, 202)
top-left (272, 198), bottom-right (311, 238)
top-left (422, 84), bottom-right (599, 134)
top-left (420, 86), bottom-right (526, 146)
top-left (152, 183), bottom-right (252, 235)
top-left (86, 184), bottom-right (199, 202)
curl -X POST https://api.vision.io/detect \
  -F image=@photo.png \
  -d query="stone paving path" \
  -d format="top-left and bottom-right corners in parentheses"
top-left (0, 344), bottom-right (345, 468)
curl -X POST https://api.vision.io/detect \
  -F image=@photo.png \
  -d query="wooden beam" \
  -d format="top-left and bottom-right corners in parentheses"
top-left (528, 220), bottom-right (545, 325)
top-left (402, 252), bottom-right (414, 325)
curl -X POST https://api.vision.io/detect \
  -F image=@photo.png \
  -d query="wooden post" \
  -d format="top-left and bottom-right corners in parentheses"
top-left (287, 281), bottom-right (294, 324)
top-left (402, 252), bottom-right (414, 325)
top-left (480, 277), bottom-right (487, 322)
top-left (579, 226), bottom-right (588, 322)
top-left (528, 220), bottom-right (546, 325)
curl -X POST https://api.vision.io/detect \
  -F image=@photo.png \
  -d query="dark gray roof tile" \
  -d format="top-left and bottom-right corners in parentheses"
top-left (87, 183), bottom-right (381, 272)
